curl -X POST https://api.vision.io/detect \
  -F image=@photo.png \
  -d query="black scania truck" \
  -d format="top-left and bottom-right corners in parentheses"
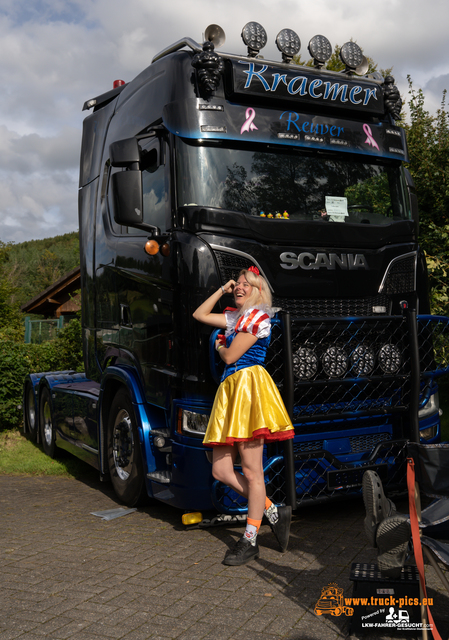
top-left (24, 23), bottom-right (449, 522)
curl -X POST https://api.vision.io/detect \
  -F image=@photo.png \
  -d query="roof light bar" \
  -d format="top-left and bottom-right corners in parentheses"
top-left (241, 21), bottom-right (267, 57)
top-left (275, 28), bottom-right (301, 63)
top-left (340, 41), bottom-right (364, 72)
top-left (204, 24), bottom-right (226, 49)
top-left (355, 56), bottom-right (369, 76)
top-left (308, 35), bottom-right (332, 68)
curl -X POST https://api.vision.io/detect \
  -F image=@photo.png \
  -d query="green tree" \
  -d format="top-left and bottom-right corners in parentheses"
top-left (405, 79), bottom-right (449, 315)
top-left (3, 232), bottom-right (79, 308)
top-left (405, 79), bottom-right (449, 226)
top-left (36, 249), bottom-right (62, 291)
top-left (0, 241), bottom-right (23, 336)
top-left (0, 232), bottom-right (82, 430)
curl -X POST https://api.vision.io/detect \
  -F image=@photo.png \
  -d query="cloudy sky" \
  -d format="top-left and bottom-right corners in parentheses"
top-left (1, 0), bottom-right (448, 244)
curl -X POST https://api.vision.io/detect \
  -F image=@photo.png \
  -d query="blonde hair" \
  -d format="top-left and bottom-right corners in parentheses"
top-left (237, 268), bottom-right (272, 315)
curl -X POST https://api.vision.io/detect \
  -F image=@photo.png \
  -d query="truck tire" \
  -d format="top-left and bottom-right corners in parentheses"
top-left (24, 381), bottom-right (38, 442)
top-left (39, 387), bottom-right (56, 457)
top-left (107, 388), bottom-right (148, 507)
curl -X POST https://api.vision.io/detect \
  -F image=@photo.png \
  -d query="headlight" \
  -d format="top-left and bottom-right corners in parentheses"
top-left (378, 344), bottom-right (401, 374)
top-left (178, 409), bottom-right (209, 437)
top-left (293, 346), bottom-right (318, 380)
top-left (350, 344), bottom-right (375, 376)
top-left (322, 346), bottom-right (348, 378)
top-left (419, 392), bottom-right (440, 420)
top-left (420, 425), bottom-right (438, 440)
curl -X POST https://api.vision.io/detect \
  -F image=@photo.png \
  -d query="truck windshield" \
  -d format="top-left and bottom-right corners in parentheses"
top-left (176, 139), bottom-right (411, 224)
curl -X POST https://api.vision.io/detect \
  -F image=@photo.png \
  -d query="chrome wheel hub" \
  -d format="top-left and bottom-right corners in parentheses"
top-left (112, 410), bottom-right (134, 481)
top-left (27, 388), bottom-right (36, 430)
top-left (43, 401), bottom-right (53, 446)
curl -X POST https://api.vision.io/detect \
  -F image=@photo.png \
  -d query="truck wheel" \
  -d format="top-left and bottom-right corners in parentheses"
top-left (39, 387), bottom-right (56, 457)
top-left (107, 388), bottom-right (147, 507)
top-left (24, 381), bottom-right (38, 442)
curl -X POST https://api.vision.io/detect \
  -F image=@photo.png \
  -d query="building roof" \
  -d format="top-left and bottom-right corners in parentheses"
top-left (21, 266), bottom-right (81, 318)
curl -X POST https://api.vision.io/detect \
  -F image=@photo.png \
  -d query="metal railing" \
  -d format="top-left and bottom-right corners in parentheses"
top-left (24, 316), bottom-right (65, 344)
top-left (210, 312), bottom-right (449, 511)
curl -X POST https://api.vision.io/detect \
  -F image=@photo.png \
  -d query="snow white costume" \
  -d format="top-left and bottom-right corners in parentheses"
top-left (203, 305), bottom-right (294, 446)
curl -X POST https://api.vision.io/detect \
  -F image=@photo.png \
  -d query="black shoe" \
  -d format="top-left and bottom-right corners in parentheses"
top-left (376, 514), bottom-right (411, 579)
top-left (269, 505), bottom-right (292, 553)
top-left (223, 537), bottom-right (259, 566)
top-left (362, 470), bottom-right (396, 548)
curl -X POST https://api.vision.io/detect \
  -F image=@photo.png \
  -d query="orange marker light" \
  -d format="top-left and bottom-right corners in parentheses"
top-left (182, 512), bottom-right (203, 526)
top-left (160, 243), bottom-right (170, 257)
top-left (145, 239), bottom-right (160, 255)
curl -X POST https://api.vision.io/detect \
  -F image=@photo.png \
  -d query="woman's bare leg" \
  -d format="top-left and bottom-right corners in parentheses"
top-left (212, 445), bottom-right (249, 497)
top-left (238, 439), bottom-right (266, 521)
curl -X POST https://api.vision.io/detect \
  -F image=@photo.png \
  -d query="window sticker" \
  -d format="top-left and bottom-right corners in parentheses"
top-left (325, 196), bottom-right (348, 223)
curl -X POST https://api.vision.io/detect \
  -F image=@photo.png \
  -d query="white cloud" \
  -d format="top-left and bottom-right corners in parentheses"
top-left (0, 125), bottom-right (79, 173)
top-left (1, 0), bottom-right (449, 242)
top-left (0, 170), bottom-right (78, 243)
top-left (0, 127), bottom-right (78, 243)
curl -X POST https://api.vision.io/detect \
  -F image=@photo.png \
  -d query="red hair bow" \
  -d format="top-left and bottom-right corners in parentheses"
top-left (248, 266), bottom-right (260, 276)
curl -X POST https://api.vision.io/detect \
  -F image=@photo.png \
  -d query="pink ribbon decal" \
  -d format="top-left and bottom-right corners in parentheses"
top-left (363, 123), bottom-right (379, 150)
top-left (241, 108), bottom-right (258, 135)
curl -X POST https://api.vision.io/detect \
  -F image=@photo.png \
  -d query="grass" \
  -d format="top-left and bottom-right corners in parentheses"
top-left (1, 388), bottom-right (449, 478)
top-left (0, 428), bottom-right (97, 478)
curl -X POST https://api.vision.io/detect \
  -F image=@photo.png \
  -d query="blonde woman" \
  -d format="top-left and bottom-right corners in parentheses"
top-left (193, 267), bottom-right (294, 565)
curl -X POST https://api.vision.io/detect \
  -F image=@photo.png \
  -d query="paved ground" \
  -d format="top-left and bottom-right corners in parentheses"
top-left (1, 474), bottom-right (448, 640)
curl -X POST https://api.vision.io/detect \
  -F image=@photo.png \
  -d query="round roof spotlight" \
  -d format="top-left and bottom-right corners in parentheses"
top-left (355, 55), bottom-right (369, 76)
top-left (308, 35), bottom-right (332, 68)
top-left (350, 344), bottom-right (375, 377)
top-left (293, 346), bottom-right (318, 380)
top-left (241, 22), bottom-right (267, 57)
top-left (276, 28), bottom-right (301, 63)
top-left (369, 71), bottom-right (384, 82)
top-left (378, 344), bottom-right (402, 374)
top-left (322, 346), bottom-right (348, 378)
top-left (340, 41), bottom-right (364, 72)
top-left (204, 24), bottom-right (226, 49)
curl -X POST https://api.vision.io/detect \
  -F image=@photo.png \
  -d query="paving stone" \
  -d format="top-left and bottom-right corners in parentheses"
top-left (1, 475), bottom-right (449, 640)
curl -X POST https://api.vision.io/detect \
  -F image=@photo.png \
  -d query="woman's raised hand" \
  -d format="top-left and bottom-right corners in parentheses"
top-left (222, 280), bottom-right (236, 294)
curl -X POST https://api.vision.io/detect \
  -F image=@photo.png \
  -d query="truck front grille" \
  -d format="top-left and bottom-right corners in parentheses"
top-left (381, 254), bottom-right (416, 295)
top-left (214, 250), bottom-right (254, 281)
top-left (293, 432), bottom-right (392, 455)
top-left (213, 248), bottom-right (392, 318)
top-left (272, 295), bottom-right (391, 318)
top-left (266, 316), bottom-right (411, 422)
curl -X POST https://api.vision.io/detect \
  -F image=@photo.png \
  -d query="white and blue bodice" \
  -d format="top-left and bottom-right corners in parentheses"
top-left (221, 306), bottom-right (273, 382)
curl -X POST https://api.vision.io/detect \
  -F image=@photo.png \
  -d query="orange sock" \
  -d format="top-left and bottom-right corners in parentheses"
top-left (247, 517), bottom-right (262, 532)
top-left (265, 497), bottom-right (272, 510)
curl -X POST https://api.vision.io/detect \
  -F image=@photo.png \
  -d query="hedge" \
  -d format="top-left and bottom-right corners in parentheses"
top-left (0, 319), bottom-right (84, 430)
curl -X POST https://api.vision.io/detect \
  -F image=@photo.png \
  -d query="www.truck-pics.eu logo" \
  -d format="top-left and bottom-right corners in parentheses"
top-left (314, 582), bottom-right (434, 632)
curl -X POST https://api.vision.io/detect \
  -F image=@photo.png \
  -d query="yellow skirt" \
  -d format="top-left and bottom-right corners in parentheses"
top-left (203, 365), bottom-right (294, 446)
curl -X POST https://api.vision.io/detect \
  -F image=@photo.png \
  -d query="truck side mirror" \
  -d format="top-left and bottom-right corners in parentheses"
top-left (404, 168), bottom-right (419, 238)
top-left (109, 135), bottom-right (163, 235)
top-left (109, 137), bottom-right (140, 168)
top-left (110, 171), bottom-right (144, 226)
